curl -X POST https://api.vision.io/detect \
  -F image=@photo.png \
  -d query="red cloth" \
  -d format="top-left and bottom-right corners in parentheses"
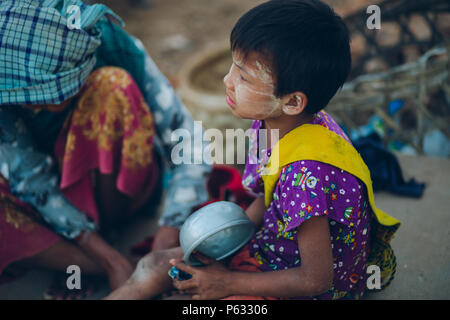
top-left (204, 164), bottom-right (255, 210)
top-left (0, 174), bottom-right (61, 276)
top-left (220, 245), bottom-right (281, 300)
top-left (55, 67), bottom-right (158, 222)
top-left (131, 164), bottom-right (255, 255)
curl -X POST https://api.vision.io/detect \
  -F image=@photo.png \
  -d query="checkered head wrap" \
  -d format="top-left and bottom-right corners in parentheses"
top-left (0, 0), bottom-right (123, 105)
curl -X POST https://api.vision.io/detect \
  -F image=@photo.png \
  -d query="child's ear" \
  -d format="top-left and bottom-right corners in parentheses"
top-left (281, 92), bottom-right (308, 115)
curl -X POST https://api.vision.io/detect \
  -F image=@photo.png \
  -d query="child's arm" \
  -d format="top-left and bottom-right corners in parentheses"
top-left (172, 216), bottom-right (334, 299)
top-left (244, 197), bottom-right (266, 228)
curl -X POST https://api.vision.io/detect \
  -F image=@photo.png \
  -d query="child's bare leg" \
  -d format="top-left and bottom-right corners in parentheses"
top-left (104, 247), bottom-right (183, 300)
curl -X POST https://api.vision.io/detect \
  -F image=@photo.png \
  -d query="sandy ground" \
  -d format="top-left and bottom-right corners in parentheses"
top-left (1, 153), bottom-right (449, 299)
top-left (1, 0), bottom-right (449, 300)
top-left (364, 154), bottom-right (450, 299)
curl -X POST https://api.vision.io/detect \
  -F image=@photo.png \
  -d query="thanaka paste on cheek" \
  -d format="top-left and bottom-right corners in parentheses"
top-left (255, 61), bottom-right (273, 84)
top-left (226, 58), bottom-right (283, 118)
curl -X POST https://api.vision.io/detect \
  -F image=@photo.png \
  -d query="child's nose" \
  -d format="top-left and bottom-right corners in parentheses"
top-left (223, 72), bottom-right (234, 91)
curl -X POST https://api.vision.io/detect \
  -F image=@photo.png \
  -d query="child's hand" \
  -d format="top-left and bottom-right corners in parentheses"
top-left (170, 252), bottom-right (232, 300)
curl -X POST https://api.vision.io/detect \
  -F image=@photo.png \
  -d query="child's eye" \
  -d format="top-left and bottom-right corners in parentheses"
top-left (240, 75), bottom-right (248, 82)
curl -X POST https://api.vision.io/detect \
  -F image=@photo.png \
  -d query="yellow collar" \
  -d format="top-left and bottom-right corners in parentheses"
top-left (262, 124), bottom-right (400, 227)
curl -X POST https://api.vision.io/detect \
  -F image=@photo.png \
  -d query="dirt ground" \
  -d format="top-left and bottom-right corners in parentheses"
top-left (1, 153), bottom-right (449, 299)
top-left (97, 0), bottom-right (378, 83)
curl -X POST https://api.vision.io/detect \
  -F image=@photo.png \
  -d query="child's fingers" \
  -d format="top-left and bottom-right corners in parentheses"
top-left (192, 251), bottom-right (216, 265)
top-left (170, 259), bottom-right (196, 275)
top-left (169, 258), bottom-right (183, 265)
top-left (173, 279), bottom-right (197, 291)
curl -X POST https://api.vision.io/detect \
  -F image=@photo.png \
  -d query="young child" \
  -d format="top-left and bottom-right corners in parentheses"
top-left (105, 0), bottom-right (400, 300)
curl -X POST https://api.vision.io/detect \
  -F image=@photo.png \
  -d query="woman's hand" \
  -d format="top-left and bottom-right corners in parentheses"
top-left (170, 252), bottom-right (233, 300)
top-left (76, 231), bottom-right (134, 290)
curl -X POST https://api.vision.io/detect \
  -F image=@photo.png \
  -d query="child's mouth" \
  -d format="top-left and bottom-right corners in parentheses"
top-left (226, 95), bottom-right (236, 108)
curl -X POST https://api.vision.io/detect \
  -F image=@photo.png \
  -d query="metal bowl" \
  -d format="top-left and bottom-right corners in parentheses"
top-left (180, 201), bottom-right (255, 266)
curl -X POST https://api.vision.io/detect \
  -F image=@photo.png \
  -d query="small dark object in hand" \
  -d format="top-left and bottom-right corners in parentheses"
top-left (168, 266), bottom-right (192, 281)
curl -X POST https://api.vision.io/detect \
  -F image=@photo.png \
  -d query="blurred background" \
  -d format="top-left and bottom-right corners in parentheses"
top-left (98, 0), bottom-right (450, 157)
top-left (96, 0), bottom-right (447, 80)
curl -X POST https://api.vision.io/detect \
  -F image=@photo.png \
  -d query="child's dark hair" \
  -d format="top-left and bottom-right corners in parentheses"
top-left (230, 0), bottom-right (351, 114)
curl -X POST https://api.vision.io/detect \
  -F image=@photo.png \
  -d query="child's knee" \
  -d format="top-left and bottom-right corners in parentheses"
top-left (151, 247), bottom-right (184, 267)
top-left (135, 247), bottom-right (183, 274)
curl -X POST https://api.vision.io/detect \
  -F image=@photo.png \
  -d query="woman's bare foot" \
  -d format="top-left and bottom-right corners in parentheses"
top-left (13, 239), bottom-right (106, 300)
top-left (43, 274), bottom-right (101, 300)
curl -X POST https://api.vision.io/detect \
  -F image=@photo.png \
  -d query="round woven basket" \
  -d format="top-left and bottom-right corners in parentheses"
top-left (328, 45), bottom-right (449, 154)
top-left (177, 0), bottom-right (450, 155)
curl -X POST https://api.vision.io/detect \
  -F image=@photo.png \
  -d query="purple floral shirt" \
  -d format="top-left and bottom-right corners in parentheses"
top-left (242, 111), bottom-right (371, 299)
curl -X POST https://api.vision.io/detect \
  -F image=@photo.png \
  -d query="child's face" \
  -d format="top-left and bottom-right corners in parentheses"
top-left (223, 50), bottom-right (284, 120)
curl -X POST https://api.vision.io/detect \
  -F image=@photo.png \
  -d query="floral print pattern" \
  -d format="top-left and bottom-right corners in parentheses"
top-left (242, 111), bottom-right (372, 299)
top-left (64, 67), bottom-right (154, 171)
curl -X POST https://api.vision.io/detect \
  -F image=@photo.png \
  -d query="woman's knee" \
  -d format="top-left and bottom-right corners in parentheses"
top-left (74, 66), bottom-right (154, 140)
top-left (83, 66), bottom-right (147, 109)
top-left (86, 66), bottom-right (135, 91)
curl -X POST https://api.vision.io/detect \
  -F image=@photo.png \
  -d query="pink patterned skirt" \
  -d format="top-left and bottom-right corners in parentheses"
top-left (0, 67), bottom-right (159, 276)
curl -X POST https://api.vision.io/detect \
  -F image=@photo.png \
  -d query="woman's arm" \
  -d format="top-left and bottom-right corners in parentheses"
top-left (0, 109), bottom-right (96, 239)
top-left (0, 109), bottom-right (132, 289)
top-left (172, 215), bottom-right (334, 299)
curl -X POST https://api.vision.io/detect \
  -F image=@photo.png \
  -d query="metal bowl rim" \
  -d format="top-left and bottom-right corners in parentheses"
top-left (182, 219), bottom-right (255, 265)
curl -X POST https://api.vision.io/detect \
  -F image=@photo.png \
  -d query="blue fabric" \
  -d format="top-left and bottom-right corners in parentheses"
top-left (0, 106), bottom-right (96, 238)
top-left (0, 0), bottom-right (122, 105)
top-left (353, 133), bottom-right (426, 198)
top-left (16, 100), bottom-right (77, 154)
top-left (0, 1), bottom-right (211, 236)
